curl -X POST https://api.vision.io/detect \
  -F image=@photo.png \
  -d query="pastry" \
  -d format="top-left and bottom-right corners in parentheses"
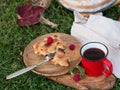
top-left (33, 34), bottom-right (69, 66)
top-left (33, 35), bottom-right (66, 56)
top-left (59, 0), bottom-right (115, 12)
top-left (51, 48), bottom-right (69, 66)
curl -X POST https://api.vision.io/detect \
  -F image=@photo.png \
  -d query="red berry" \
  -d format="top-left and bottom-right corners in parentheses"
top-left (69, 44), bottom-right (75, 50)
top-left (118, 17), bottom-right (120, 21)
top-left (47, 37), bottom-right (53, 44)
top-left (73, 74), bottom-right (80, 82)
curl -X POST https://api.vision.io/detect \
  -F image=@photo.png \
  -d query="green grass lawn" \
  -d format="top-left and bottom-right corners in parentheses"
top-left (0, 0), bottom-right (120, 90)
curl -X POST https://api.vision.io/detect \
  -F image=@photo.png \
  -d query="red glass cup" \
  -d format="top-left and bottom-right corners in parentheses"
top-left (80, 42), bottom-right (113, 77)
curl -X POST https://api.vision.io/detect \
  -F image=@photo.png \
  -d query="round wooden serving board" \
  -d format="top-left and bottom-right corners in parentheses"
top-left (23, 33), bottom-right (82, 76)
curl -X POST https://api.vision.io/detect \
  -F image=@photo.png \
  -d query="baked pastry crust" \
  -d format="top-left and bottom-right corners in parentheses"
top-left (59, 0), bottom-right (115, 12)
top-left (33, 35), bottom-right (65, 55)
top-left (51, 48), bottom-right (70, 66)
top-left (33, 34), bottom-right (69, 66)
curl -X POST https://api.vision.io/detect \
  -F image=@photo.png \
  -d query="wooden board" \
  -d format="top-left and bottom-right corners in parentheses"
top-left (113, 0), bottom-right (120, 6)
top-left (23, 33), bottom-right (82, 76)
top-left (47, 74), bottom-right (116, 90)
top-left (23, 33), bottom-right (116, 89)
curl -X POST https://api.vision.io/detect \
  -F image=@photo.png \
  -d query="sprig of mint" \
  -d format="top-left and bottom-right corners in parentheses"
top-left (69, 65), bottom-right (85, 78)
top-left (76, 65), bottom-right (85, 78)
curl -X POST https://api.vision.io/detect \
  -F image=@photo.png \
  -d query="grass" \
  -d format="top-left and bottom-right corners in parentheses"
top-left (0, 0), bottom-right (120, 90)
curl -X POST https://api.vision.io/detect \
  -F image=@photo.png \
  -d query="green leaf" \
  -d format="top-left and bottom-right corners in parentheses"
top-left (69, 68), bottom-right (74, 76)
top-left (76, 65), bottom-right (85, 78)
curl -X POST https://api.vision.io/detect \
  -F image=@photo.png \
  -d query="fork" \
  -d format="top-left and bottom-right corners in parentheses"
top-left (6, 53), bottom-right (55, 79)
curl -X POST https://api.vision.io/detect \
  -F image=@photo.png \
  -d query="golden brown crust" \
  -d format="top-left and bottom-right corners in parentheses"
top-left (51, 49), bottom-right (70, 66)
top-left (60, 0), bottom-right (112, 9)
top-left (33, 35), bottom-right (66, 56)
top-left (33, 34), bottom-right (69, 66)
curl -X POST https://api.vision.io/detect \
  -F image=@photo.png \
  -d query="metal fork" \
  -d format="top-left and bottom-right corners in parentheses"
top-left (6, 53), bottom-right (55, 79)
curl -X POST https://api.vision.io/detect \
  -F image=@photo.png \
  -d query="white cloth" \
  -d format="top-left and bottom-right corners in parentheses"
top-left (71, 11), bottom-right (120, 78)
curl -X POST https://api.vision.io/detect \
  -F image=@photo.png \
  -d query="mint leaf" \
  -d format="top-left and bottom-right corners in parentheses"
top-left (76, 65), bottom-right (85, 78)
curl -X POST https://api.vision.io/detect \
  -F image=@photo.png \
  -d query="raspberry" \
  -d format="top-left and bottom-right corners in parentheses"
top-left (73, 74), bottom-right (80, 82)
top-left (69, 44), bottom-right (75, 50)
top-left (118, 17), bottom-right (120, 21)
top-left (47, 37), bottom-right (53, 44)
